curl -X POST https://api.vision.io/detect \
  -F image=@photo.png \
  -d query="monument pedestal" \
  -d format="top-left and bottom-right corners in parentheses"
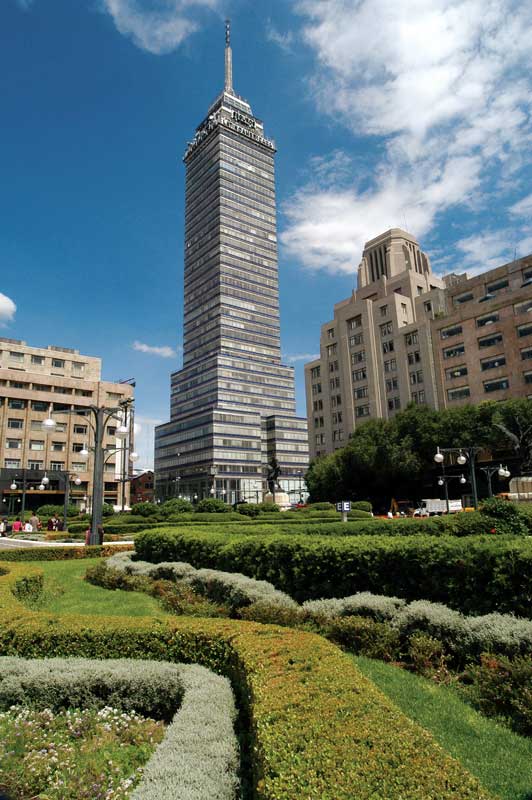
top-left (508, 476), bottom-right (532, 502)
top-left (263, 491), bottom-right (291, 510)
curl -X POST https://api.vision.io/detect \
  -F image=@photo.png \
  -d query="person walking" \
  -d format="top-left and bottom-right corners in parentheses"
top-left (0, 518), bottom-right (8, 537)
top-left (29, 512), bottom-right (40, 533)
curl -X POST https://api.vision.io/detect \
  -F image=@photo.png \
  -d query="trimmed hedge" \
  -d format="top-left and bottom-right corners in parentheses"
top-left (0, 544), bottom-right (133, 562)
top-left (0, 560), bottom-right (494, 799)
top-left (134, 528), bottom-right (532, 615)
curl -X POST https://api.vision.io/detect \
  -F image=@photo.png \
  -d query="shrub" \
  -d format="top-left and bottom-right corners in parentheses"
top-left (351, 501), bottom-right (373, 512)
top-left (479, 497), bottom-right (529, 536)
top-left (407, 633), bottom-right (448, 677)
top-left (236, 503), bottom-right (261, 518)
top-left (0, 562), bottom-right (493, 800)
top-left (238, 601), bottom-right (307, 628)
top-left (102, 503), bottom-right (115, 517)
top-left (302, 592), bottom-right (406, 622)
top-left (307, 502), bottom-right (335, 511)
top-left (256, 502), bottom-right (280, 513)
top-left (131, 502), bottom-right (159, 517)
top-left (195, 498), bottom-right (230, 513)
top-left (36, 504), bottom-right (78, 518)
top-left (159, 498), bottom-right (193, 516)
top-left (134, 527), bottom-right (532, 615)
top-left (325, 616), bottom-right (401, 661)
top-left (461, 654), bottom-right (532, 736)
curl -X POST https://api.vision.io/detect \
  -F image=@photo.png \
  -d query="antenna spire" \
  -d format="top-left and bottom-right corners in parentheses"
top-left (224, 19), bottom-right (233, 93)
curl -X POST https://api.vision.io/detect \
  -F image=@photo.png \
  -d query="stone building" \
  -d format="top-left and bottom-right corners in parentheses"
top-left (0, 338), bottom-right (134, 514)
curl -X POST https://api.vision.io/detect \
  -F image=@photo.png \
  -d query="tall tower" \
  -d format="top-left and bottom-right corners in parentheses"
top-left (155, 23), bottom-right (308, 504)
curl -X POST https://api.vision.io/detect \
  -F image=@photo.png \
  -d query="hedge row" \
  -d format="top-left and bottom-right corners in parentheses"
top-left (0, 543), bottom-right (133, 562)
top-left (0, 558), bottom-right (493, 799)
top-left (0, 657), bottom-right (239, 800)
top-left (135, 529), bottom-right (532, 615)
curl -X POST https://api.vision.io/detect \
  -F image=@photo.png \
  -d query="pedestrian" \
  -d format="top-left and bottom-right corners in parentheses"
top-left (0, 518), bottom-right (8, 537)
top-left (47, 518), bottom-right (54, 531)
top-left (57, 518), bottom-right (64, 532)
top-left (97, 524), bottom-right (105, 545)
top-left (29, 512), bottom-right (40, 532)
top-left (24, 521), bottom-right (32, 533)
top-left (84, 527), bottom-right (91, 546)
top-left (387, 510), bottom-right (393, 519)
top-left (12, 517), bottom-right (22, 533)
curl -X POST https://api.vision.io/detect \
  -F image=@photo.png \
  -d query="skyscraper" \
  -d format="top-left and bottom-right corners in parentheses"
top-left (155, 23), bottom-right (308, 504)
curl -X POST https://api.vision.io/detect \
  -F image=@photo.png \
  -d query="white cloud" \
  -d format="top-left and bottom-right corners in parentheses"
top-left (510, 193), bottom-right (532, 218)
top-left (266, 21), bottom-right (295, 53)
top-left (0, 293), bottom-right (16, 327)
top-left (284, 352), bottom-right (319, 363)
top-left (132, 414), bottom-right (162, 469)
top-left (455, 228), bottom-right (532, 275)
top-left (132, 340), bottom-right (178, 358)
top-left (101, 0), bottom-right (219, 55)
top-left (282, 0), bottom-right (532, 274)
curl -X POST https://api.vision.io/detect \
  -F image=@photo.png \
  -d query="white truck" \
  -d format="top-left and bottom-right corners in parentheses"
top-left (414, 498), bottom-right (463, 516)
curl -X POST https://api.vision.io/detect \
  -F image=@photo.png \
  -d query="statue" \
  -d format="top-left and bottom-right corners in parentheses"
top-left (266, 457), bottom-right (282, 497)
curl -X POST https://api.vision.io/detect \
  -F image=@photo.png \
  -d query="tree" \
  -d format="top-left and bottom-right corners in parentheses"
top-left (492, 398), bottom-right (532, 473)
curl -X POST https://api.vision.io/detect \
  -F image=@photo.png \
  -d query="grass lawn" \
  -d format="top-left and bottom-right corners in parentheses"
top-left (354, 655), bottom-right (532, 800)
top-left (28, 558), bottom-right (167, 618)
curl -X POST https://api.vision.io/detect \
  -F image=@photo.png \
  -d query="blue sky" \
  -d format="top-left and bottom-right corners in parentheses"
top-left (2, 0), bottom-right (531, 466)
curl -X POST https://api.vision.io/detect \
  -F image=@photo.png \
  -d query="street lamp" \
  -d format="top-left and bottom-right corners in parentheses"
top-left (434, 446), bottom-right (482, 509)
top-left (479, 464), bottom-right (511, 497)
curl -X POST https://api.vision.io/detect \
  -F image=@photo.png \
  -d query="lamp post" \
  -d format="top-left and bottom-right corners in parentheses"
top-left (41, 399), bottom-right (134, 545)
top-left (437, 470), bottom-right (467, 514)
top-left (479, 464), bottom-right (511, 497)
top-left (434, 446), bottom-right (482, 509)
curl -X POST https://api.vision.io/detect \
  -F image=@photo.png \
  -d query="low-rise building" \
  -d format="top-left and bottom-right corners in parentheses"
top-left (130, 470), bottom-right (154, 505)
top-left (0, 338), bottom-right (134, 514)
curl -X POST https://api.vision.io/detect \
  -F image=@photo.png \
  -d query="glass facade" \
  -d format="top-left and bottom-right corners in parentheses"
top-left (155, 36), bottom-right (308, 503)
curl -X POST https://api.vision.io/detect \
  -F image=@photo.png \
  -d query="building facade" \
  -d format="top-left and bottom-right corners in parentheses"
top-left (432, 253), bottom-right (532, 408)
top-left (305, 231), bottom-right (532, 460)
top-left (130, 470), bottom-right (154, 505)
top-left (155, 23), bottom-right (308, 504)
top-left (0, 338), bottom-right (134, 514)
top-left (305, 229), bottom-right (446, 459)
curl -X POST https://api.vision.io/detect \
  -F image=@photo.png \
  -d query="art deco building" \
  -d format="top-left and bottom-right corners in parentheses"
top-left (0, 338), bottom-right (134, 513)
top-left (155, 23), bottom-right (308, 503)
top-left (305, 230), bottom-right (532, 460)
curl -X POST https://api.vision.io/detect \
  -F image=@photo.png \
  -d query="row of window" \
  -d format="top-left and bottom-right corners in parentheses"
top-left (0, 352), bottom-right (86, 372)
top-left (0, 380), bottom-right (93, 397)
top-left (4, 459), bottom-right (114, 471)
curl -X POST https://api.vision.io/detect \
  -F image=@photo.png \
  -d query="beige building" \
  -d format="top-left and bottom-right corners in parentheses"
top-left (0, 338), bottom-right (134, 513)
top-left (305, 230), bottom-right (532, 461)
top-left (432, 253), bottom-right (532, 408)
top-left (305, 229), bottom-right (445, 458)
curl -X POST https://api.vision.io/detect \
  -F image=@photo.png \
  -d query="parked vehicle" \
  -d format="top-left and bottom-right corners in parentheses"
top-left (413, 498), bottom-right (463, 516)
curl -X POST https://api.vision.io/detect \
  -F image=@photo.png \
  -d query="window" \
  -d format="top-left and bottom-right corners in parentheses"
top-left (332, 412), bottom-right (343, 425)
top-left (380, 321), bottom-right (393, 337)
top-left (326, 344), bottom-right (337, 358)
top-left (405, 331), bottom-right (418, 346)
top-left (55, 422), bottom-right (66, 433)
top-left (447, 386), bottom-right (470, 401)
top-left (8, 399), bottom-right (26, 409)
top-left (4, 459), bottom-right (20, 469)
top-left (412, 390), bottom-right (426, 404)
top-left (73, 424), bottom-right (87, 435)
top-left (382, 340), bottom-right (394, 354)
top-left (424, 301), bottom-right (432, 313)
top-left (387, 397), bottom-right (400, 411)
top-left (380, 305), bottom-right (388, 317)
top-left (33, 383), bottom-right (52, 392)
top-left (10, 381), bottom-right (27, 389)
top-left (313, 399), bottom-right (323, 411)
top-left (51, 441), bottom-right (65, 452)
top-left (6, 439), bottom-right (21, 449)
top-left (518, 323), bottom-right (532, 338)
top-left (29, 440), bottom-right (44, 451)
top-left (478, 332), bottom-right (503, 348)
top-left (332, 430), bottom-right (344, 442)
top-left (521, 348), bottom-right (532, 361)
top-left (407, 351), bottom-right (421, 365)
top-left (31, 401), bottom-right (47, 411)
top-left (355, 386), bottom-right (368, 399)
top-left (329, 361), bottom-right (338, 373)
top-left (410, 370), bottom-right (424, 385)
top-left (7, 419), bottom-right (23, 429)
top-left (487, 278), bottom-right (509, 293)
top-left (446, 365), bottom-right (468, 380)
top-left (52, 358), bottom-right (65, 369)
top-left (348, 315), bottom-right (362, 330)
top-left (9, 351), bottom-right (24, 362)
top-left (314, 417), bottom-right (324, 428)
top-left (72, 462), bottom-right (87, 471)
top-left (107, 392), bottom-right (122, 401)
top-left (72, 361), bottom-right (85, 373)
top-left (515, 300), bottom-right (532, 315)
top-left (329, 377), bottom-right (340, 389)
top-left (310, 366), bottom-right (321, 379)
top-left (386, 378), bottom-right (398, 392)
top-left (311, 383), bottom-right (322, 395)
top-left (27, 460), bottom-right (43, 470)
top-left (384, 358), bottom-right (397, 373)
top-left (476, 313), bottom-right (499, 328)
top-left (481, 355), bottom-right (506, 371)
top-left (351, 350), bottom-right (366, 364)
top-left (315, 433), bottom-right (325, 445)
top-left (454, 292), bottom-right (473, 305)
top-left (355, 405), bottom-right (370, 418)
top-left (327, 328), bottom-right (335, 340)
top-left (331, 394), bottom-right (342, 408)
top-left (31, 355), bottom-right (45, 365)
top-left (484, 377), bottom-right (509, 393)
top-left (50, 461), bottom-right (65, 471)
top-left (352, 368), bottom-right (367, 382)
top-left (349, 333), bottom-right (363, 347)
top-left (441, 325), bottom-right (462, 339)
